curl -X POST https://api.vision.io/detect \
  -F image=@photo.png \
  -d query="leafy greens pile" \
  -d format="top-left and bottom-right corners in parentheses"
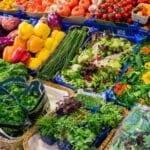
top-left (62, 33), bottom-right (134, 92)
top-left (0, 59), bottom-right (28, 82)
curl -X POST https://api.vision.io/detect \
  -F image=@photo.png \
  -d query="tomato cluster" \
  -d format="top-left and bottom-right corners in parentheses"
top-left (137, 0), bottom-right (150, 3)
top-left (95, 0), bottom-right (138, 23)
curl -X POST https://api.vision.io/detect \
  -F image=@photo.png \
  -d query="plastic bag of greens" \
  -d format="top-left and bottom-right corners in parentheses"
top-left (109, 105), bottom-right (150, 150)
top-left (0, 77), bottom-right (49, 118)
top-left (0, 86), bottom-right (30, 138)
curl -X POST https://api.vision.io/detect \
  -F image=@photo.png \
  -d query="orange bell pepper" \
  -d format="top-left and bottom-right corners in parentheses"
top-left (13, 36), bottom-right (27, 49)
top-left (3, 46), bottom-right (15, 63)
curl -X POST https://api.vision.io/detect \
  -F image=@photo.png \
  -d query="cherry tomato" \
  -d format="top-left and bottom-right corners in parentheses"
top-left (108, 7), bottom-right (113, 13)
top-left (127, 18), bottom-right (132, 24)
top-left (115, 13), bottom-right (121, 19)
top-left (123, 13), bottom-right (129, 18)
top-left (102, 14), bottom-right (108, 20)
top-left (114, 0), bottom-right (119, 3)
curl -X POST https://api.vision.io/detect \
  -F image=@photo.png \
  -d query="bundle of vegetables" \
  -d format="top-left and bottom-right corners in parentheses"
top-left (0, 59), bottom-right (27, 82)
top-left (0, 86), bottom-right (29, 137)
top-left (3, 21), bottom-right (65, 70)
top-left (37, 27), bottom-right (88, 80)
top-left (0, 77), bottom-right (48, 137)
top-left (0, 77), bottom-right (48, 115)
top-left (61, 32), bottom-right (135, 92)
top-left (114, 45), bottom-right (150, 108)
top-left (109, 105), bottom-right (150, 150)
top-left (37, 95), bottom-right (123, 150)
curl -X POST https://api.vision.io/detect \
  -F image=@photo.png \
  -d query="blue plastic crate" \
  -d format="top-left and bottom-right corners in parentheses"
top-left (0, 10), bottom-right (39, 25)
top-left (83, 17), bottom-right (149, 43)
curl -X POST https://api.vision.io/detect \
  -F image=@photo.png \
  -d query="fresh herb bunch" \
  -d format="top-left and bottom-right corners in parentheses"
top-left (74, 93), bottom-right (104, 108)
top-left (56, 97), bottom-right (82, 115)
top-left (0, 98), bottom-right (26, 125)
top-left (66, 128), bottom-right (96, 150)
top-left (37, 114), bottom-right (57, 137)
top-left (99, 103), bottom-right (122, 127)
top-left (4, 83), bottom-right (39, 111)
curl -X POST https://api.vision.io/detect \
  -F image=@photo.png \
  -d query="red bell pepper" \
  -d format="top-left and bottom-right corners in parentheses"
top-left (11, 47), bottom-right (31, 64)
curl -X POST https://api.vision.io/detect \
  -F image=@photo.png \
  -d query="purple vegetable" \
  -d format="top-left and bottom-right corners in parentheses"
top-left (47, 13), bottom-right (62, 30)
top-left (0, 37), bottom-right (13, 57)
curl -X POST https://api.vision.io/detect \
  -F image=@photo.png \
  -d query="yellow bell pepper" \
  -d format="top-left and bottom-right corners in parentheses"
top-left (36, 48), bottom-right (50, 63)
top-left (34, 22), bottom-right (51, 39)
top-left (44, 37), bottom-right (54, 50)
top-left (51, 40), bottom-right (59, 51)
top-left (18, 22), bottom-right (34, 40)
top-left (51, 30), bottom-right (59, 38)
top-left (55, 31), bottom-right (66, 43)
top-left (27, 57), bottom-right (42, 70)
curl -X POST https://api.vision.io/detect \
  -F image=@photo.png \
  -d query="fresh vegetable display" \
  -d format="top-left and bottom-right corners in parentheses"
top-left (113, 44), bottom-right (150, 108)
top-left (61, 32), bottom-right (135, 92)
top-left (0, 59), bottom-right (27, 82)
top-left (37, 27), bottom-right (88, 80)
top-left (109, 105), bottom-right (150, 150)
top-left (3, 21), bottom-right (65, 70)
top-left (37, 94), bottom-right (123, 150)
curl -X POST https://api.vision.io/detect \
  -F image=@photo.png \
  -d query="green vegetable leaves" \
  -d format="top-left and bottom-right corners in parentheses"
top-left (0, 59), bottom-right (27, 82)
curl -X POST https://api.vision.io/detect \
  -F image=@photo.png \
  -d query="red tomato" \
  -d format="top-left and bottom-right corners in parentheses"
top-left (115, 13), bottom-right (121, 19)
top-left (57, 5), bottom-right (71, 16)
top-left (100, 4), bottom-right (106, 9)
top-left (102, 14), bottom-right (108, 20)
top-left (71, 6), bottom-right (85, 16)
top-left (126, 0), bottom-right (132, 4)
top-left (65, 0), bottom-right (79, 9)
top-left (127, 18), bottom-right (132, 24)
top-left (127, 4), bottom-right (133, 11)
top-left (114, 0), bottom-right (119, 3)
top-left (123, 13), bottom-right (129, 18)
top-left (95, 10), bottom-right (101, 18)
top-left (108, 7), bottom-right (113, 13)
top-left (108, 13), bottom-right (115, 21)
top-left (79, 0), bottom-right (91, 10)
